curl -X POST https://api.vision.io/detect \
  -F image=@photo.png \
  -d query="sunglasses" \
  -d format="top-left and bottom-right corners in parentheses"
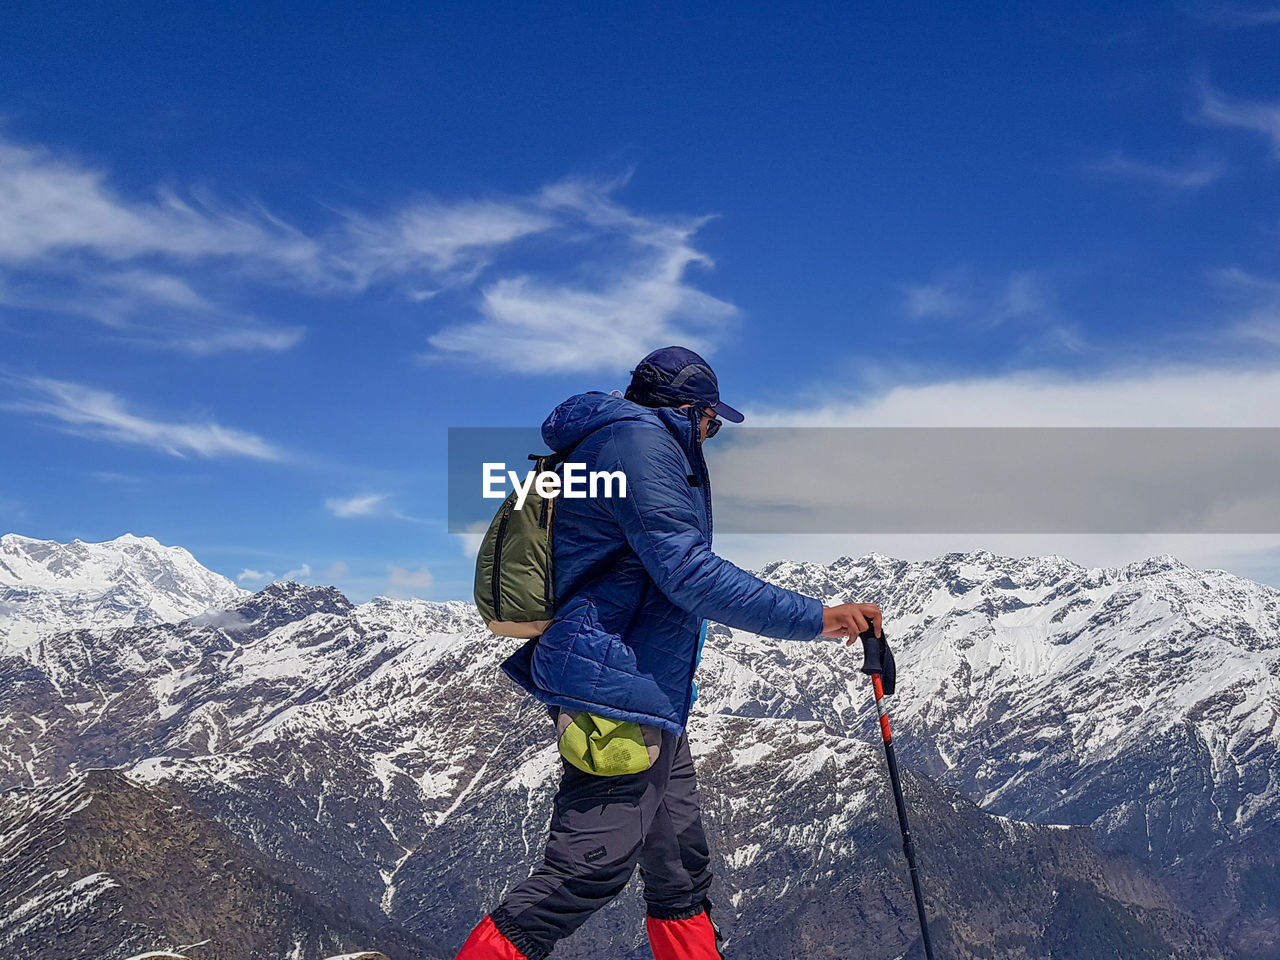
top-left (703, 411), bottom-right (722, 440)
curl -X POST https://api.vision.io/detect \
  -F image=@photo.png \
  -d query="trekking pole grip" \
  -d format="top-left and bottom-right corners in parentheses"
top-left (858, 626), bottom-right (896, 696)
top-left (859, 628), bottom-right (886, 676)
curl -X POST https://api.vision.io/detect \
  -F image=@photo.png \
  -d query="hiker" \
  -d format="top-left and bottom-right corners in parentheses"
top-left (455, 345), bottom-right (882, 960)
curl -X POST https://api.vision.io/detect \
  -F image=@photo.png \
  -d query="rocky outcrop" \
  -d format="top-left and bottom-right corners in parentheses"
top-left (0, 770), bottom-right (434, 960)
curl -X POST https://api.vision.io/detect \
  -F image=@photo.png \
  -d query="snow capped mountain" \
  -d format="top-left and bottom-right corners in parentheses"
top-left (713, 550), bottom-right (1280, 957)
top-left (0, 536), bottom-right (1274, 959)
top-left (0, 533), bottom-right (245, 654)
top-left (737, 551), bottom-right (1280, 848)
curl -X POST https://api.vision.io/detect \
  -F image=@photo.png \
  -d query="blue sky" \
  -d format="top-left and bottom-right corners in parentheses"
top-left (3, 1), bottom-right (1280, 599)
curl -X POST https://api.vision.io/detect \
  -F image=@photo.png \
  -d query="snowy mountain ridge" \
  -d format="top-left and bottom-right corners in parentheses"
top-left (0, 533), bottom-right (246, 655)
top-left (742, 548), bottom-right (1280, 844)
top-left (705, 549), bottom-right (1280, 956)
top-left (1, 533), bottom-right (1277, 958)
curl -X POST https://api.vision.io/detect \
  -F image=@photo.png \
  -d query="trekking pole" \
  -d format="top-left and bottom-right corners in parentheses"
top-left (859, 627), bottom-right (936, 960)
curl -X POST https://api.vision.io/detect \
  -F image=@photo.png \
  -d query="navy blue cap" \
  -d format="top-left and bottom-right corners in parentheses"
top-left (624, 346), bottom-right (744, 423)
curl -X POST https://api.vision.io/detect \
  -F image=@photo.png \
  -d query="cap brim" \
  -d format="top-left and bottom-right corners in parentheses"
top-left (712, 400), bottom-right (745, 423)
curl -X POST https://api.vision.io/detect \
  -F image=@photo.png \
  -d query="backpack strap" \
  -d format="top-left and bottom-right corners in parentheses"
top-left (526, 423), bottom-right (627, 613)
top-left (528, 441), bottom-right (582, 474)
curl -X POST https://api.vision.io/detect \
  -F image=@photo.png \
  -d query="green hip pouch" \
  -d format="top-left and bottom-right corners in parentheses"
top-left (554, 708), bottom-right (662, 777)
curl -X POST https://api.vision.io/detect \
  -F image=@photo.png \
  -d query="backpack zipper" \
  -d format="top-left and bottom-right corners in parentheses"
top-left (491, 505), bottom-right (511, 621)
top-left (541, 493), bottom-right (556, 616)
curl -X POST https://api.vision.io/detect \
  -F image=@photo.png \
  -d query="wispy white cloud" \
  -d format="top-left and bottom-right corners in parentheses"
top-left (0, 139), bottom-right (317, 265)
top-left (337, 198), bottom-right (555, 291)
top-left (323, 491), bottom-right (433, 525)
top-left (454, 521), bottom-right (488, 560)
top-left (425, 177), bottom-right (736, 372)
top-left (0, 137), bottom-right (317, 354)
top-left (2, 135), bottom-right (735, 371)
top-left (159, 324), bottom-right (306, 355)
top-left (1214, 266), bottom-right (1280, 296)
top-left (1197, 81), bottom-right (1280, 157)
top-left (1084, 150), bottom-right (1227, 189)
top-left (387, 564), bottom-right (433, 589)
top-left (4, 376), bottom-right (283, 459)
top-left (999, 272), bottom-right (1049, 321)
top-left (237, 562), bottom-right (312, 585)
top-left (743, 363), bottom-right (1280, 427)
top-left (0, 265), bottom-right (306, 355)
top-left (321, 560), bottom-right (349, 579)
top-left (325, 493), bottom-right (388, 518)
top-left (0, 133), bottom-right (547, 294)
top-left (1212, 266), bottom-right (1280, 346)
top-left (902, 279), bottom-right (967, 320)
top-left (89, 470), bottom-right (142, 485)
top-left (901, 268), bottom-right (1053, 327)
top-left (1193, 4), bottom-right (1280, 27)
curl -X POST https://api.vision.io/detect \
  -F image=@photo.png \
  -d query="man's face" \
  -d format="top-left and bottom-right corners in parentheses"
top-left (698, 407), bottom-right (721, 443)
top-left (679, 403), bottom-right (722, 442)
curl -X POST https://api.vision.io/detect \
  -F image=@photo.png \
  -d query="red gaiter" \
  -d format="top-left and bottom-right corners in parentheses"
top-left (454, 915), bottom-right (530, 960)
top-left (646, 912), bottom-right (725, 960)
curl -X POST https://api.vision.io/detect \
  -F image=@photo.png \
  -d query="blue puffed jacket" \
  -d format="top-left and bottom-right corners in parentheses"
top-left (501, 392), bottom-right (825, 736)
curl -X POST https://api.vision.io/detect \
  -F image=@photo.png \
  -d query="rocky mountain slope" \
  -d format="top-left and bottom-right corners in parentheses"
top-left (0, 535), bottom-right (1275, 959)
top-left (0, 770), bottom-right (431, 960)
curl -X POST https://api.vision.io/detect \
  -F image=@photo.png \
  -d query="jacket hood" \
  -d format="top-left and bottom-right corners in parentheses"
top-left (542, 391), bottom-right (691, 453)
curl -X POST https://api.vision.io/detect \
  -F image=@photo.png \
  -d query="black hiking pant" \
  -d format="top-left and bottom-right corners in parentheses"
top-left (489, 715), bottom-right (715, 960)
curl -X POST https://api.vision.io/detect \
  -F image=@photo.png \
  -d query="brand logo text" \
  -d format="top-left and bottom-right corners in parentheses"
top-left (482, 462), bottom-right (628, 510)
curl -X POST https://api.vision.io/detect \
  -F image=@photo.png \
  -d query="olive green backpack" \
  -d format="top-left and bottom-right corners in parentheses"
top-left (473, 451), bottom-right (570, 639)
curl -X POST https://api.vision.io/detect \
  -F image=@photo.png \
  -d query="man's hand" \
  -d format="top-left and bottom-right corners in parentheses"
top-left (820, 602), bottom-right (882, 645)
